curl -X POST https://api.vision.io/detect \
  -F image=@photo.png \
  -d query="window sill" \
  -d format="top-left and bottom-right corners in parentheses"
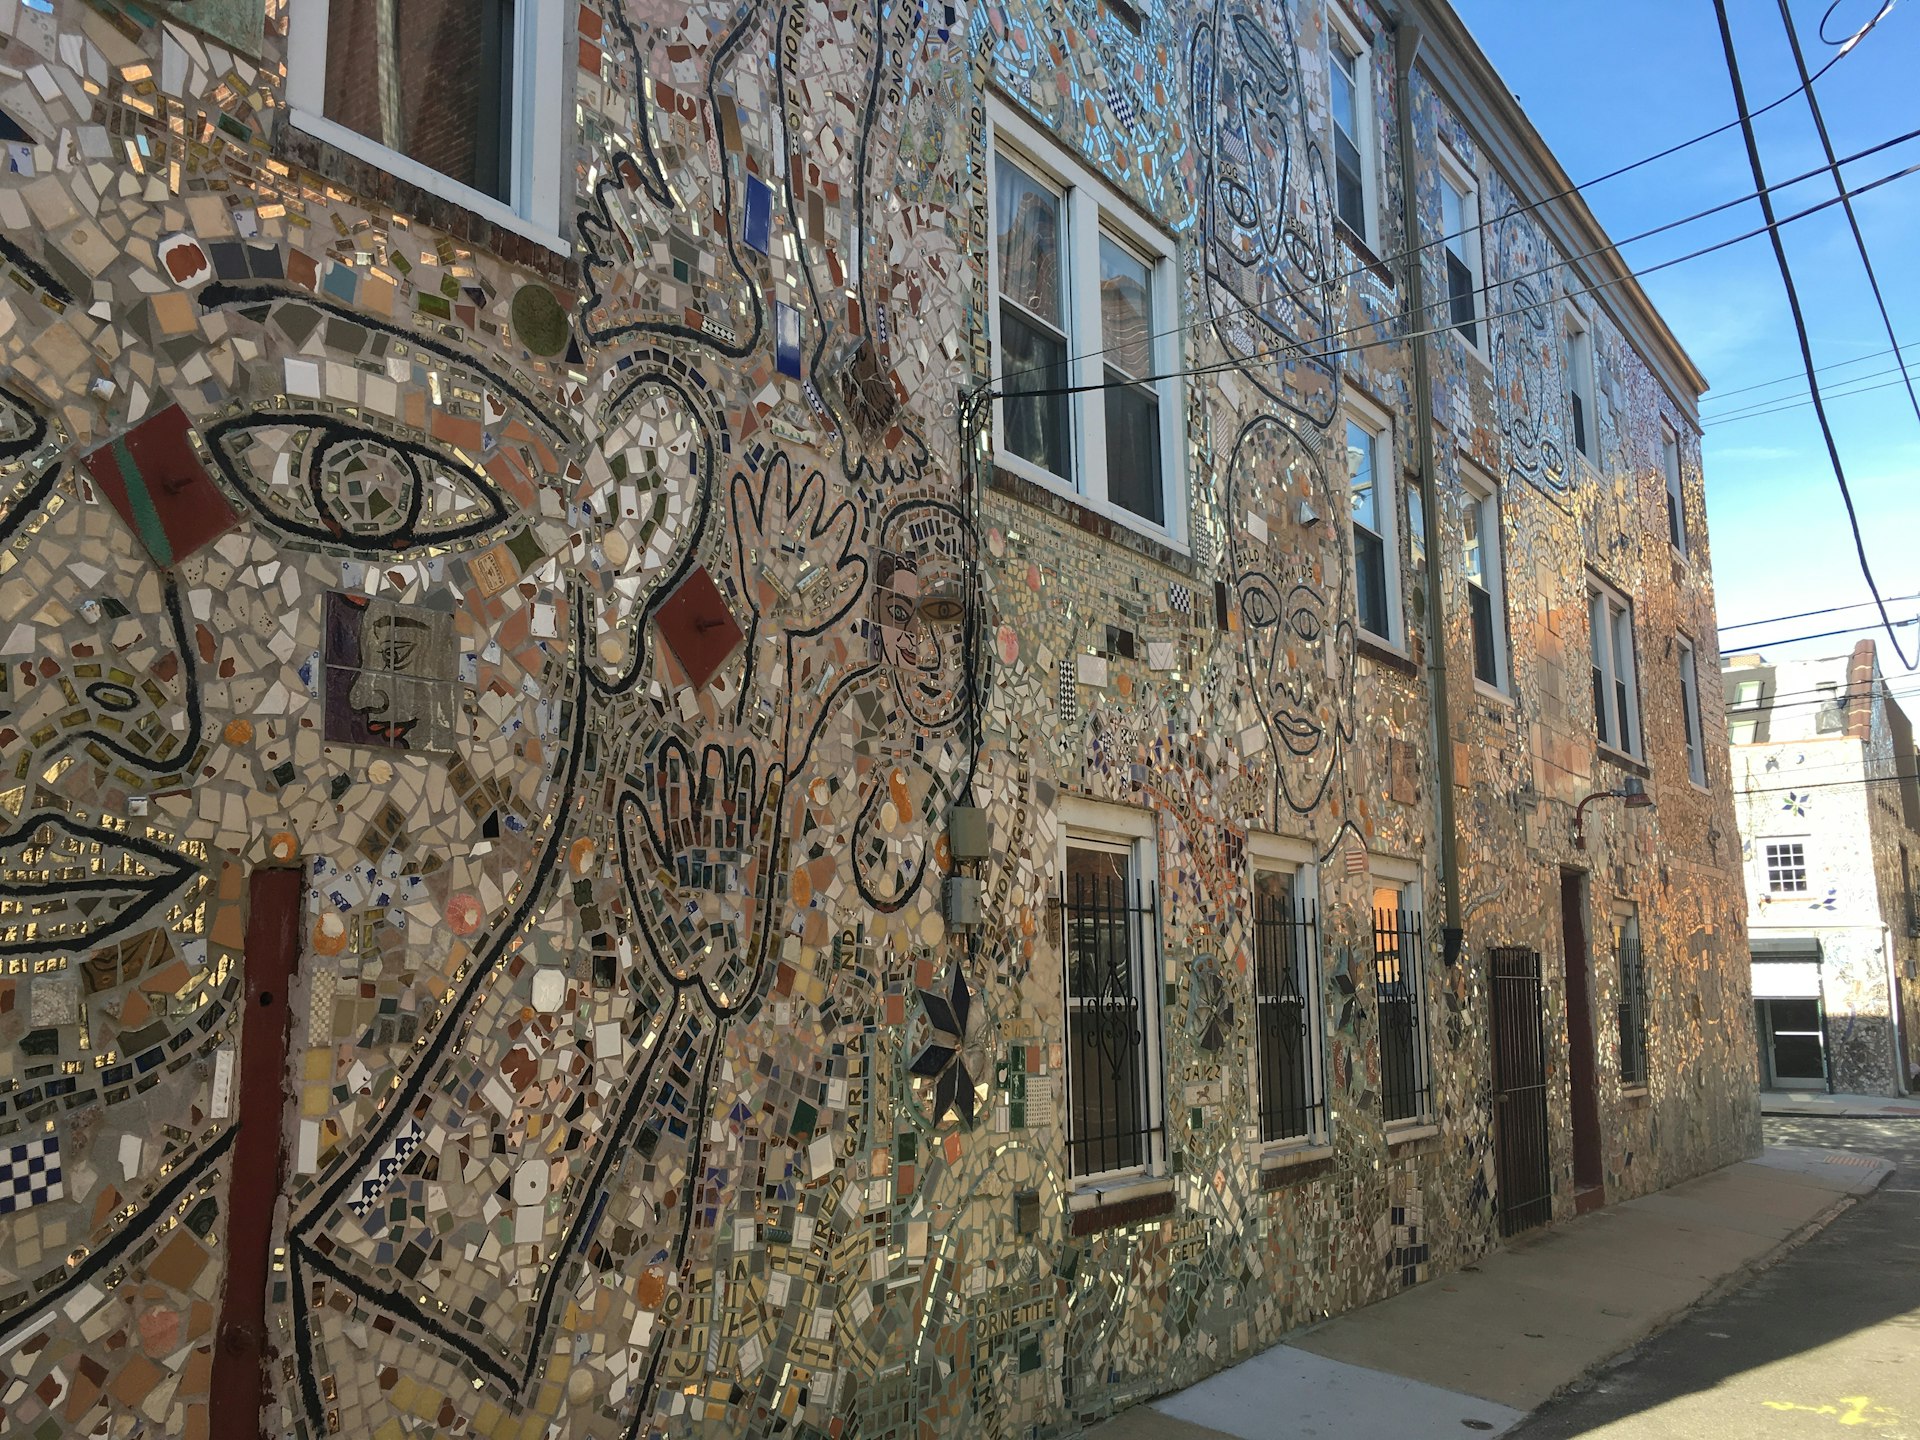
top-left (1067, 1174), bottom-right (1175, 1234)
top-left (281, 111), bottom-right (576, 281)
top-left (1357, 633), bottom-right (1418, 677)
top-left (1258, 1140), bottom-right (1334, 1189)
top-left (1334, 219), bottom-right (1397, 289)
top-left (1474, 679), bottom-right (1515, 709)
top-left (989, 464), bottom-right (1197, 577)
top-left (1385, 1121), bottom-right (1440, 1152)
top-left (1621, 1085), bottom-right (1651, 1105)
top-left (1595, 745), bottom-right (1651, 780)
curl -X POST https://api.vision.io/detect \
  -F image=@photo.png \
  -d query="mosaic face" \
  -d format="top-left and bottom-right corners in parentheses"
top-left (1193, 0), bottom-right (1340, 427)
top-left (1226, 419), bottom-right (1356, 815)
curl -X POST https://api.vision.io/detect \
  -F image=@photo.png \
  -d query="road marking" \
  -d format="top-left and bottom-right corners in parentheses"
top-left (1761, 1396), bottom-right (1901, 1428)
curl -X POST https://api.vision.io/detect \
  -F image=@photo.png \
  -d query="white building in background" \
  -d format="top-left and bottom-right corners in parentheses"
top-left (1726, 641), bottom-right (1920, 1096)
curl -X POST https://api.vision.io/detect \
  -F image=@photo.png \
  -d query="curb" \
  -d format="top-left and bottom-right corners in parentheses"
top-left (1519, 1159), bottom-right (1892, 1421)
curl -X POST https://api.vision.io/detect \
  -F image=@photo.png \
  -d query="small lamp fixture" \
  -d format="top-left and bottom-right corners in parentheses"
top-left (1573, 776), bottom-right (1653, 849)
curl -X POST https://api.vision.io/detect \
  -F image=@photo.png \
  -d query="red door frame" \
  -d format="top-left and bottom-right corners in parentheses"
top-left (210, 867), bottom-right (303, 1440)
top-left (1559, 868), bottom-right (1605, 1209)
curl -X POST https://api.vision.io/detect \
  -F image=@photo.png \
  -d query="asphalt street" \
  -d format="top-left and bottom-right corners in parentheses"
top-left (1508, 1116), bottom-right (1920, 1439)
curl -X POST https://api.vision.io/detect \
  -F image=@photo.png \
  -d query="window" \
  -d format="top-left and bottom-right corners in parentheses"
top-left (1764, 840), bottom-right (1809, 894)
top-left (1438, 154), bottom-right (1482, 351)
top-left (1462, 472), bottom-right (1509, 690)
top-left (1615, 907), bottom-right (1648, 1088)
top-left (990, 103), bottom-right (1182, 539)
top-left (1563, 313), bottom-right (1596, 461)
top-left (1250, 843), bottom-right (1324, 1145)
top-left (1678, 637), bottom-right (1707, 786)
top-left (1345, 409), bottom-right (1401, 644)
top-left (1371, 869), bottom-right (1428, 1124)
top-left (1588, 579), bottom-right (1641, 757)
top-left (1662, 425), bottom-right (1686, 554)
top-left (1326, 9), bottom-right (1377, 247)
top-left (1059, 800), bottom-right (1164, 1181)
top-left (286, 0), bottom-right (569, 250)
top-left (1728, 719), bottom-right (1759, 744)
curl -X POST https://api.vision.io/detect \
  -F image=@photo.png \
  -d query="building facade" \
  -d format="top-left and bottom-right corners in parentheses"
top-left (1728, 643), bottom-right (1920, 1097)
top-left (0, 1), bottom-right (1758, 1437)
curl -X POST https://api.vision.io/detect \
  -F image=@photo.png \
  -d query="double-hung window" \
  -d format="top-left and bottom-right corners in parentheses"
top-left (1764, 839), bottom-right (1809, 895)
top-left (1588, 578), bottom-right (1641, 757)
top-left (1437, 152), bottom-right (1482, 351)
top-left (286, 0), bottom-right (570, 250)
top-left (1663, 425), bottom-right (1687, 555)
top-left (1614, 906), bottom-right (1648, 1088)
top-left (991, 103), bottom-right (1182, 539)
top-left (1371, 866), bottom-right (1429, 1125)
top-left (1462, 469), bottom-right (1509, 691)
top-left (1249, 840), bottom-right (1324, 1146)
top-left (1059, 799), bottom-right (1164, 1182)
top-left (1345, 405), bottom-right (1401, 645)
top-left (1678, 637), bottom-right (1707, 786)
top-left (1564, 313), bottom-right (1597, 461)
top-left (1326, 10), bottom-right (1377, 247)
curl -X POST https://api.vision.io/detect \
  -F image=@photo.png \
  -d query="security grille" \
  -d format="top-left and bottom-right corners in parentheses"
top-left (1060, 855), bottom-right (1161, 1178)
top-left (1373, 906), bottom-right (1429, 1123)
top-left (1252, 888), bottom-right (1323, 1143)
top-left (1617, 933), bottom-right (1649, 1086)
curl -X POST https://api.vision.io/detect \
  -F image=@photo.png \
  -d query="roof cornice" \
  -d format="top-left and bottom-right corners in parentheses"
top-left (1398, 0), bottom-right (1710, 423)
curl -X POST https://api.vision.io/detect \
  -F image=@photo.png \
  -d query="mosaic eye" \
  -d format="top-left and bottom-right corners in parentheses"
top-left (1288, 605), bottom-right (1322, 643)
top-left (85, 680), bottom-right (141, 712)
top-left (205, 413), bottom-right (511, 555)
top-left (1240, 580), bottom-right (1280, 630)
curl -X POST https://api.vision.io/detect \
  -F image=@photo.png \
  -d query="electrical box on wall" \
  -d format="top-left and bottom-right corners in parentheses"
top-left (947, 804), bottom-right (989, 861)
top-left (943, 875), bottom-right (982, 928)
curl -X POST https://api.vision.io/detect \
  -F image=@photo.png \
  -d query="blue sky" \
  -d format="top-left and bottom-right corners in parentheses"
top-left (1450, 0), bottom-right (1920, 676)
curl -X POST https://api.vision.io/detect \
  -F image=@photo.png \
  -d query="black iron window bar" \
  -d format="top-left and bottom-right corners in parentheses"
top-left (1059, 868), bottom-right (1163, 1179)
top-left (1617, 934), bottom-right (1649, 1086)
top-left (1373, 906), bottom-right (1429, 1124)
top-left (1253, 891), bottom-right (1324, 1144)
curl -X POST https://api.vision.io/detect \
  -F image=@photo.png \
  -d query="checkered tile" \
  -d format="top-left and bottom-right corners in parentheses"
top-left (347, 1120), bottom-right (423, 1218)
top-left (0, 1135), bottom-right (64, 1216)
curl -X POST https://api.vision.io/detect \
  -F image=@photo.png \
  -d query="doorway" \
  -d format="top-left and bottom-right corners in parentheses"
top-left (1559, 869), bottom-right (1604, 1212)
top-left (1490, 946), bottom-right (1553, 1236)
top-left (1756, 997), bottom-right (1828, 1089)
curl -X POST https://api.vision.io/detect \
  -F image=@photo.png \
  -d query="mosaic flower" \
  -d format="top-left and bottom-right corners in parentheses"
top-left (910, 965), bottom-right (978, 1127)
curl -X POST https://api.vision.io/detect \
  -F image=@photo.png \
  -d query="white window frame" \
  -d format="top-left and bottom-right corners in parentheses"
top-left (1564, 308), bottom-right (1597, 463)
top-left (1369, 854), bottom-right (1431, 1131)
top-left (1435, 145), bottom-right (1487, 365)
top-left (988, 99), bottom-right (1186, 548)
top-left (1324, 3), bottom-right (1380, 252)
top-left (1763, 838), bottom-right (1809, 895)
top-left (1344, 390), bottom-right (1404, 650)
top-left (286, 0), bottom-right (571, 254)
top-left (1058, 795), bottom-right (1167, 1197)
top-left (1662, 423), bottom-right (1687, 556)
top-left (1678, 636), bottom-right (1708, 788)
top-left (1247, 833), bottom-right (1326, 1156)
top-left (1588, 576), bottom-right (1642, 759)
top-left (1460, 461), bottom-right (1510, 695)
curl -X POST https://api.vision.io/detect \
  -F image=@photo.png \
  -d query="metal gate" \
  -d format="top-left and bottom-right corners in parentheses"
top-left (1490, 946), bottom-right (1553, 1237)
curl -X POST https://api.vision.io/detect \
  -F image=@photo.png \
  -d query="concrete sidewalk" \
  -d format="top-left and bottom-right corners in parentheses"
top-left (1760, 1088), bottom-right (1920, 1119)
top-left (1086, 1145), bottom-right (1891, 1440)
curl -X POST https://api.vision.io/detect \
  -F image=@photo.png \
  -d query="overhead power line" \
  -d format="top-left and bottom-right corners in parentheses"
top-left (1776, 0), bottom-right (1920, 434)
top-left (1705, 371), bottom-right (1920, 427)
top-left (1710, 0), bottom-right (1916, 671)
top-left (1719, 591), bottom-right (1920, 633)
top-left (1701, 343), bottom-right (1912, 406)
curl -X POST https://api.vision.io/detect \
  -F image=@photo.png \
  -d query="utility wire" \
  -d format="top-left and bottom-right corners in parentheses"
top-left (1735, 768), bottom-right (1920, 797)
top-left (1701, 343), bottom-right (1910, 406)
top-left (1722, 681), bottom-right (1920, 714)
top-left (1777, 0), bottom-right (1920, 432)
top-left (1710, 0), bottom-right (1916, 671)
top-left (1703, 371), bottom-right (1916, 427)
top-left (981, 25), bottom-right (1912, 397)
top-left (1717, 616), bottom-right (1920, 652)
top-left (964, 149), bottom-right (1920, 436)
top-left (1720, 591), bottom-right (1920, 632)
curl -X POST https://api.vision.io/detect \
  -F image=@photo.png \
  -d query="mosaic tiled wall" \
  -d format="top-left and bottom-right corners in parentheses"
top-left (0, 0), bottom-right (1758, 1436)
